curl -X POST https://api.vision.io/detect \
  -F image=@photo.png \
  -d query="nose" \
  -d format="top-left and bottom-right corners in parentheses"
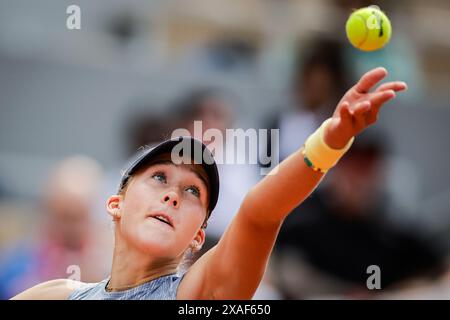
top-left (162, 190), bottom-right (180, 209)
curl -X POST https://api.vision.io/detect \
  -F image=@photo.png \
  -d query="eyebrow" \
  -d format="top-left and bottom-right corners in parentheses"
top-left (188, 168), bottom-right (209, 192)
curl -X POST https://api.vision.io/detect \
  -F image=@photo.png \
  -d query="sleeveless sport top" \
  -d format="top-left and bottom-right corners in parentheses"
top-left (67, 272), bottom-right (186, 300)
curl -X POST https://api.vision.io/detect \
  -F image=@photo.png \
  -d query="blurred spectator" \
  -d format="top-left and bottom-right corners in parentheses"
top-left (375, 258), bottom-right (450, 299)
top-left (272, 131), bottom-right (444, 299)
top-left (170, 88), bottom-right (235, 137)
top-left (262, 37), bottom-right (351, 163)
top-left (0, 156), bottom-right (112, 299)
top-left (124, 110), bottom-right (177, 156)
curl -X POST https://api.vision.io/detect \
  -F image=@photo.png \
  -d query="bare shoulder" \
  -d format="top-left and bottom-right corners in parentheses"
top-left (11, 279), bottom-right (85, 300)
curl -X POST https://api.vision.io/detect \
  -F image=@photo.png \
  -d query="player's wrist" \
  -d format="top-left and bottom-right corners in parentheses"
top-left (323, 123), bottom-right (353, 150)
top-left (302, 118), bottom-right (354, 173)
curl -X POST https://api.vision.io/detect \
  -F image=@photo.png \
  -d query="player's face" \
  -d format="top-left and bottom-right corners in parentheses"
top-left (117, 160), bottom-right (209, 258)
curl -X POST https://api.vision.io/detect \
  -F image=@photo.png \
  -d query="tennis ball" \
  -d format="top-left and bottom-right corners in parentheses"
top-left (346, 6), bottom-right (392, 52)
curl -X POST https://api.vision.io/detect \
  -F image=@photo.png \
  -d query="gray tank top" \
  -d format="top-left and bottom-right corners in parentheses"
top-left (67, 272), bottom-right (186, 300)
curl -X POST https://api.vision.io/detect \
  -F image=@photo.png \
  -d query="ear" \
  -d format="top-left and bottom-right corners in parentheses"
top-left (106, 195), bottom-right (123, 221)
top-left (191, 228), bottom-right (206, 252)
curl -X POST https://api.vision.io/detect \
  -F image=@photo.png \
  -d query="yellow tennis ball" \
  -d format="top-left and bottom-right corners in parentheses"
top-left (346, 6), bottom-right (392, 52)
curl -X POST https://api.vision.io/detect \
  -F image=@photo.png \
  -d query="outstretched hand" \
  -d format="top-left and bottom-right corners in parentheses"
top-left (324, 67), bottom-right (408, 149)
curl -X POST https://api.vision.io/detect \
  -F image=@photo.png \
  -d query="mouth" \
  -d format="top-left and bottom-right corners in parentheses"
top-left (147, 212), bottom-right (174, 229)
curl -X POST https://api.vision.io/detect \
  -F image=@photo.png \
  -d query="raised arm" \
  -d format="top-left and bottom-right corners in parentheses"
top-left (246, 67), bottom-right (407, 222)
top-left (181, 67), bottom-right (407, 299)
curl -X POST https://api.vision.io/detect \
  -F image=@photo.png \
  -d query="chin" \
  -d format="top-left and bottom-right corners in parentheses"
top-left (134, 229), bottom-right (177, 256)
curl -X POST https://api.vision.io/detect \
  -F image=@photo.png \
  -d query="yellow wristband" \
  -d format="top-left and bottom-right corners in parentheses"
top-left (303, 118), bottom-right (354, 173)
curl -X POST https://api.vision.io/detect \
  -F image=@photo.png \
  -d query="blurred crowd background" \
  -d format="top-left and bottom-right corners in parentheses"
top-left (1, 0), bottom-right (450, 299)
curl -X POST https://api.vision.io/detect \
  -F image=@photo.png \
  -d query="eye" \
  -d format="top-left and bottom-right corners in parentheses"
top-left (186, 185), bottom-right (200, 198)
top-left (152, 171), bottom-right (167, 183)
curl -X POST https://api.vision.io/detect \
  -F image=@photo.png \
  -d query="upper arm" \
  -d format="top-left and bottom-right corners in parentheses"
top-left (10, 279), bottom-right (80, 300)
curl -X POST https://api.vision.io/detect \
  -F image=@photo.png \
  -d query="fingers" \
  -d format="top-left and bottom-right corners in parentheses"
top-left (360, 90), bottom-right (395, 124)
top-left (340, 100), bottom-right (370, 119)
top-left (337, 80), bottom-right (401, 131)
top-left (354, 67), bottom-right (388, 94)
top-left (352, 101), bottom-right (371, 127)
top-left (353, 101), bottom-right (371, 117)
top-left (369, 90), bottom-right (396, 110)
top-left (339, 101), bottom-right (352, 120)
top-left (337, 100), bottom-right (370, 132)
top-left (375, 81), bottom-right (408, 93)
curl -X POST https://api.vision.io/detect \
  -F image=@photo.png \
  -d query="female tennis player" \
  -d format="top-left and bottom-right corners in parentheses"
top-left (12, 67), bottom-right (407, 299)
